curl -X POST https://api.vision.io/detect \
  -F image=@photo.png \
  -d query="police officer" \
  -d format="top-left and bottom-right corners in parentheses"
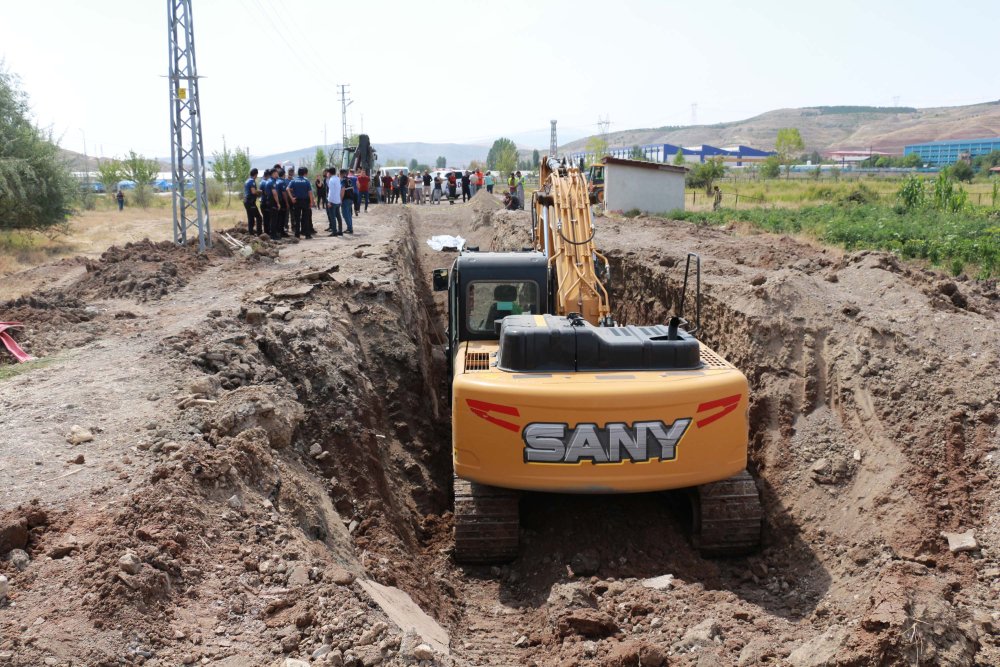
top-left (274, 168), bottom-right (290, 239)
top-left (260, 169), bottom-right (275, 237)
top-left (243, 168), bottom-right (262, 234)
top-left (288, 167), bottom-right (315, 239)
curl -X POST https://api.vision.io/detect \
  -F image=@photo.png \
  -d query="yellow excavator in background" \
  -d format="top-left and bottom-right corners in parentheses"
top-left (432, 157), bottom-right (762, 563)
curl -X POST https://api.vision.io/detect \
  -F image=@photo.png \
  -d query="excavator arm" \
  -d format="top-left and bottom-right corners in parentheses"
top-left (533, 157), bottom-right (613, 325)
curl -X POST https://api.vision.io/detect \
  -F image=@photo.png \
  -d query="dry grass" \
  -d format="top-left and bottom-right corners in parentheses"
top-left (0, 195), bottom-right (243, 279)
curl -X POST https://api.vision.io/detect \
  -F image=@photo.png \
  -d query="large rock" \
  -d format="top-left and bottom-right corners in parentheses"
top-left (208, 385), bottom-right (304, 449)
top-left (557, 609), bottom-right (619, 638)
top-left (0, 518), bottom-right (28, 555)
top-left (674, 618), bottom-right (721, 651)
top-left (787, 628), bottom-right (850, 667)
top-left (602, 640), bottom-right (668, 666)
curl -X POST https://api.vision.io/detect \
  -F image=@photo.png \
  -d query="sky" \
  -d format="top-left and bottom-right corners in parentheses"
top-left (1, 0), bottom-right (998, 159)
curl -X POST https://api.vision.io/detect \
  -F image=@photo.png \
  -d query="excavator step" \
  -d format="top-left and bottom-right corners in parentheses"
top-left (453, 476), bottom-right (519, 564)
top-left (691, 469), bottom-right (763, 558)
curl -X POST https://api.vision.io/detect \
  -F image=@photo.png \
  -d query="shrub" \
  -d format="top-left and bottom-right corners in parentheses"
top-left (205, 178), bottom-right (224, 206)
top-left (0, 65), bottom-right (75, 230)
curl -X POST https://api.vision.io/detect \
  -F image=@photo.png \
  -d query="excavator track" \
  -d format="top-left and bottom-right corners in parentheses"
top-left (691, 469), bottom-right (763, 557)
top-left (453, 476), bottom-right (520, 564)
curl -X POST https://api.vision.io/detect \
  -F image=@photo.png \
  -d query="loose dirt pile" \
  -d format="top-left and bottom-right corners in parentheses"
top-left (468, 191), bottom-right (503, 231)
top-left (0, 292), bottom-right (101, 358)
top-left (67, 239), bottom-right (214, 302)
top-left (1, 200), bottom-right (998, 666)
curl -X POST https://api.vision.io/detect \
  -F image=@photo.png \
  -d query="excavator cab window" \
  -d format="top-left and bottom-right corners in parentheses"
top-left (467, 281), bottom-right (539, 335)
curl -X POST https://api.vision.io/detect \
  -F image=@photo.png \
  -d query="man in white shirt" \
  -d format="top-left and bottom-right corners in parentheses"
top-left (326, 168), bottom-right (343, 236)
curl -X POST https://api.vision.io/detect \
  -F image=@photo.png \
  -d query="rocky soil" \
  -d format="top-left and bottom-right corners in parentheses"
top-left (0, 199), bottom-right (998, 666)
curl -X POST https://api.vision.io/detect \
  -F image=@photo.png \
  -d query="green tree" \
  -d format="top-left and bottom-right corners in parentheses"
top-left (96, 158), bottom-right (124, 197)
top-left (685, 157), bottom-right (726, 194)
top-left (900, 153), bottom-right (922, 168)
top-left (585, 136), bottom-right (608, 163)
top-left (673, 148), bottom-right (686, 166)
top-left (211, 136), bottom-right (239, 205)
top-left (409, 158), bottom-right (419, 171)
top-left (775, 128), bottom-right (805, 177)
top-left (232, 146), bottom-right (251, 185)
top-left (312, 146), bottom-right (327, 174)
top-left (122, 150), bottom-right (160, 208)
top-left (495, 143), bottom-right (518, 176)
top-left (0, 64), bottom-right (75, 231)
top-left (487, 138), bottom-right (517, 170)
top-left (435, 155), bottom-right (447, 168)
top-left (629, 145), bottom-right (645, 160)
top-left (532, 149), bottom-right (540, 168)
top-left (875, 156), bottom-right (889, 168)
top-left (760, 155), bottom-right (781, 179)
top-left (950, 160), bottom-right (974, 183)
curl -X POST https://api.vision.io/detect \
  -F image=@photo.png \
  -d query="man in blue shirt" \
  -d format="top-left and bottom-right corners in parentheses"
top-left (288, 167), bottom-right (315, 239)
top-left (273, 168), bottom-right (289, 239)
top-left (243, 168), bottom-right (262, 234)
top-left (326, 168), bottom-right (343, 236)
top-left (260, 169), bottom-right (275, 237)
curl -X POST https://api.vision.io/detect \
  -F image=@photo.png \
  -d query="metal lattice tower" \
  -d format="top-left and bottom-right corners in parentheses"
top-left (549, 120), bottom-right (558, 157)
top-left (337, 84), bottom-right (353, 149)
top-left (167, 0), bottom-right (210, 251)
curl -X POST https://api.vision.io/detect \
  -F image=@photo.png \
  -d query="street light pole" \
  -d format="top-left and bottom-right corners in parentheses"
top-left (79, 128), bottom-right (91, 192)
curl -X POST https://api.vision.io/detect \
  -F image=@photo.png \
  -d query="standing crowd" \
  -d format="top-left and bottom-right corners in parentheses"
top-left (242, 164), bottom-right (372, 239)
top-left (241, 164), bottom-right (529, 237)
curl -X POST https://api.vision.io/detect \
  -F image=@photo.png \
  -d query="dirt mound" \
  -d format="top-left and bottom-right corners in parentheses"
top-left (67, 239), bottom-right (213, 302)
top-left (0, 292), bottom-right (101, 357)
top-left (487, 209), bottom-right (532, 250)
top-left (470, 190), bottom-right (503, 230)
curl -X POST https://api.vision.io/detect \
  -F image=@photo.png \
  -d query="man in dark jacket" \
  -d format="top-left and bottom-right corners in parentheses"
top-left (461, 170), bottom-right (472, 202)
top-left (243, 168), bottom-right (262, 234)
top-left (288, 167), bottom-right (315, 238)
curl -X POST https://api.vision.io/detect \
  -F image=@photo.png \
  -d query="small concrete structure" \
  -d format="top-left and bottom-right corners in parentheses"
top-left (601, 157), bottom-right (687, 214)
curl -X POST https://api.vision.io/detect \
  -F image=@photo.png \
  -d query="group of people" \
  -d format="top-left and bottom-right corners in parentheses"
top-left (243, 165), bottom-right (371, 238)
top-left (241, 163), bottom-right (530, 237)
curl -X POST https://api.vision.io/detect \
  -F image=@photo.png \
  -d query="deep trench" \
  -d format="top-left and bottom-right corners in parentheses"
top-left (247, 212), bottom-right (830, 632)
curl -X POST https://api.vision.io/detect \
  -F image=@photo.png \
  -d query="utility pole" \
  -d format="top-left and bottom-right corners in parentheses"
top-left (549, 120), bottom-right (558, 157)
top-left (337, 84), bottom-right (353, 149)
top-left (79, 129), bottom-right (91, 193)
top-left (167, 0), bottom-right (210, 251)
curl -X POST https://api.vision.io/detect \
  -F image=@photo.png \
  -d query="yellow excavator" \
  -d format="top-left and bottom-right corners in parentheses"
top-left (432, 157), bottom-right (762, 563)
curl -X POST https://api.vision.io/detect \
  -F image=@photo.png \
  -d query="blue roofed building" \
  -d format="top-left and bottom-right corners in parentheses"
top-left (568, 143), bottom-right (774, 167)
top-left (903, 137), bottom-right (1000, 166)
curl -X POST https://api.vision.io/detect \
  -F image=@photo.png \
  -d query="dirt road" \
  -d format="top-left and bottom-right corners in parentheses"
top-left (1, 196), bottom-right (998, 666)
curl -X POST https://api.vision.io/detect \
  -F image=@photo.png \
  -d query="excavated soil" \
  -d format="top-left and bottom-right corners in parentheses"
top-left (1, 198), bottom-right (998, 667)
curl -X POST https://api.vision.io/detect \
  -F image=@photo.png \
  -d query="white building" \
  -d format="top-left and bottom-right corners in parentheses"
top-left (601, 157), bottom-right (687, 214)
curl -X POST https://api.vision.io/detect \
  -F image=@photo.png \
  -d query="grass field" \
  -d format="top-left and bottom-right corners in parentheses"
top-left (672, 202), bottom-right (1000, 279)
top-left (685, 176), bottom-right (999, 211)
top-left (0, 194), bottom-right (243, 277)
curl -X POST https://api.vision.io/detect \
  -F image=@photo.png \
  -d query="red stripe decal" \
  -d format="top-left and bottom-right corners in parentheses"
top-left (696, 394), bottom-right (741, 428)
top-left (466, 399), bottom-right (521, 432)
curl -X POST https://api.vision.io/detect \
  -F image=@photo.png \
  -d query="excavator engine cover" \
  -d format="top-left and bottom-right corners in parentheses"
top-left (497, 314), bottom-right (701, 372)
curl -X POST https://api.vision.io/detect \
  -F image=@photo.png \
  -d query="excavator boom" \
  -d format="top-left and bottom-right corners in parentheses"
top-left (533, 158), bottom-right (612, 325)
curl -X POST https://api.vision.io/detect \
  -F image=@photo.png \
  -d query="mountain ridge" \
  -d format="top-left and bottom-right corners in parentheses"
top-left (559, 100), bottom-right (1000, 154)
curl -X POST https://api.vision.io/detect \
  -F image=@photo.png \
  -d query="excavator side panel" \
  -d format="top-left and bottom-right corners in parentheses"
top-left (452, 342), bottom-right (748, 494)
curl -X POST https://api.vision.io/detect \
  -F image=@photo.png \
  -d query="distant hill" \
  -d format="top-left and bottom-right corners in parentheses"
top-left (560, 100), bottom-right (1000, 154)
top-left (252, 141), bottom-right (493, 170)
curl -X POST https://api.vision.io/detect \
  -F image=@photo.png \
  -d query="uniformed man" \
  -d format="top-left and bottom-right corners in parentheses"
top-left (243, 168), bottom-right (262, 234)
top-left (288, 167), bottom-right (315, 239)
top-left (274, 168), bottom-right (289, 239)
top-left (260, 169), bottom-right (275, 237)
